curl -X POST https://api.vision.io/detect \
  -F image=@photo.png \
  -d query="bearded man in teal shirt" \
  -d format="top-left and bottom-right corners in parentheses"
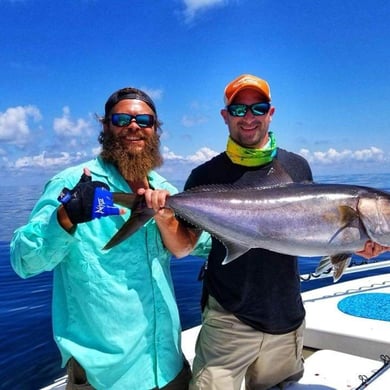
top-left (10, 87), bottom-right (207, 389)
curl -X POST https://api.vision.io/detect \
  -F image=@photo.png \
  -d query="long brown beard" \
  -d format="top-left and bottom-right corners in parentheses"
top-left (99, 129), bottom-right (163, 182)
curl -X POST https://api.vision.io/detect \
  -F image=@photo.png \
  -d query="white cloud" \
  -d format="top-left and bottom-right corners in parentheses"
top-left (160, 146), bottom-right (218, 182)
top-left (162, 146), bottom-right (184, 160)
top-left (299, 147), bottom-right (386, 165)
top-left (187, 147), bottom-right (218, 163)
top-left (53, 106), bottom-right (93, 137)
top-left (182, 0), bottom-right (228, 22)
top-left (354, 147), bottom-right (385, 161)
top-left (12, 151), bottom-right (86, 170)
top-left (3, 140), bottom-right (389, 185)
top-left (163, 145), bottom-right (218, 164)
top-left (0, 105), bottom-right (42, 145)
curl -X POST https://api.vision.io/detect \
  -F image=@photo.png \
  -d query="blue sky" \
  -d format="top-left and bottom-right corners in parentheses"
top-left (1, 0), bottom-right (390, 187)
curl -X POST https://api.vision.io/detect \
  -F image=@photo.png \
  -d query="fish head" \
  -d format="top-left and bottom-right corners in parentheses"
top-left (358, 194), bottom-right (390, 245)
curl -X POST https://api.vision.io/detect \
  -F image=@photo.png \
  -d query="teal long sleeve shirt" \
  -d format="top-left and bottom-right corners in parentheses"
top-left (10, 157), bottom-right (186, 390)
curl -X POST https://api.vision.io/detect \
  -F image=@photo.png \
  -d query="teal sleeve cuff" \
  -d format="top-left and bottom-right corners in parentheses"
top-left (190, 231), bottom-right (212, 259)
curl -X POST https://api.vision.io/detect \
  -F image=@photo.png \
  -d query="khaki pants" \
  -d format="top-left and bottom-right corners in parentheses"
top-left (66, 357), bottom-right (191, 390)
top-left (189, 296), bottom-right (304, 390)
top-left (66, 359), bottom-right (93, 390)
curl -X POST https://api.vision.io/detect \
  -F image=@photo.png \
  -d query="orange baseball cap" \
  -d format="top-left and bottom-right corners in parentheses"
top-left (224, 74), bottom-right (271, 105)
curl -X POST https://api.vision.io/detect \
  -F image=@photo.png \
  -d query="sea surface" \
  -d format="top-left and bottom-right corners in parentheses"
top-left (2, 173), bottom-right (390, 389)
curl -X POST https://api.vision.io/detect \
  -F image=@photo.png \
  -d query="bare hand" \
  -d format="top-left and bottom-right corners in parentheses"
top-left (137, 188), bottom-right (175, 219)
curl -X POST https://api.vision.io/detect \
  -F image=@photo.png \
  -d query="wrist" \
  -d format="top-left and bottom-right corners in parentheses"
top-left (155, 208), bottom-right (176, 221)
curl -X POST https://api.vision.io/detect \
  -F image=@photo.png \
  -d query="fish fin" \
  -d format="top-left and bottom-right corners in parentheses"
top-left (327, 206), bottom-right (360, 244)
top-left (338, 205), bottom-right (359, 226)
top-left (315, 256), bottom-right (333, 275)
top-left (112, 192), bottom-right (138, 208)
top-left (221, 241), bottom-right (250, 265)
top-left (235, 159), bottom-right (294, 187)
top-left (265, 159), bottom-right (295, 185)
top-left (103, 195), bottom-right (155, 249)
top-left (186, 159), bottom-right (295, 194)
top-left (331, 254), bottom-right (352, 282)
top-left (315, 254), bottom-right (352, 282)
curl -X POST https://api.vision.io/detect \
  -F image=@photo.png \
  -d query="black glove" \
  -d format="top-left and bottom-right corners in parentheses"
top-left (58, 172), bottom-right (120, 225)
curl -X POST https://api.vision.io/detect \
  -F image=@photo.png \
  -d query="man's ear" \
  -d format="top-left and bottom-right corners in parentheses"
top-left (269, 106), bottom-right (276, 121)
top-left (221, 108), bottom-right (228, 124)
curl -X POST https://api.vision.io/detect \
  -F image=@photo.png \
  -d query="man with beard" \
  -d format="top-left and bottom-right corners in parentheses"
top-left (10, 87), bottom-right (201, 390)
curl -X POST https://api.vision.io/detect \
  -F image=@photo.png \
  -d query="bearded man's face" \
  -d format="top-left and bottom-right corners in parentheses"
top-left (99, 99), bottom-right (162, 182)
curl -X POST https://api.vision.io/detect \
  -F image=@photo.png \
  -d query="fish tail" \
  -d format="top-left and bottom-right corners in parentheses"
top-left (103, 194), bottom-right (156, 250)
top-left (112, 192), bottom-right (138, 208)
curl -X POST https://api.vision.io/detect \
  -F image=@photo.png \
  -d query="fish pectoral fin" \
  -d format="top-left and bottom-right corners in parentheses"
top-left (338, 205), bottom-right (359, 226)
top-left (315, 254), bottom-right (352, 282)
top-left (103, 196), bottom-right (155, 250)
top-left (327, 205), bottom-right (360, 244)
top-left (221, 241), bottom-right (250, 265)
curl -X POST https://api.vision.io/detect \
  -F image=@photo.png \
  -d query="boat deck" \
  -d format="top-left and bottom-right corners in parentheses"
top-left (288, 349), bottom-right (390, 390)
top-left (302, 273), bottom-right (390, 360)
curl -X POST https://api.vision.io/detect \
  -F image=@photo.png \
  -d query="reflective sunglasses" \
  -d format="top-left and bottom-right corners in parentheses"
top-left (227, 102), bottom-right (271, 117)
top-left (111, 113), bottom-right (155, 128)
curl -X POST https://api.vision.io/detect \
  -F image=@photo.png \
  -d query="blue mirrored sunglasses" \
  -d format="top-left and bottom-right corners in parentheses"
top-left (227, 102), bottom-right (271, 117)
top-left (111, 113), bottom-right (155, 128)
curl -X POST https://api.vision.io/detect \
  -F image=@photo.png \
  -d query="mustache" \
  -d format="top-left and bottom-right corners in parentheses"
top-left (99, 130), bottom-right (145, 147)
top-left (237, 118), bottom-right (262, 124)
top-left (119, 129), bottom-right (146, 139)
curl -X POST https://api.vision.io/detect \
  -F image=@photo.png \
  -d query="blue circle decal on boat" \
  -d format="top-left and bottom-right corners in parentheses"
top-left (337, 293), bottom-right (390, 322)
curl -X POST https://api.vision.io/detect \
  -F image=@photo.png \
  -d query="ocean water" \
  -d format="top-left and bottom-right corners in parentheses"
top-left (2, 174), bottom-right (390, 389)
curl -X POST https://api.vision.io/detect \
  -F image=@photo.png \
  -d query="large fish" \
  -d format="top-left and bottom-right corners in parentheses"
top-left (104, 165), bottom-right (390, 281)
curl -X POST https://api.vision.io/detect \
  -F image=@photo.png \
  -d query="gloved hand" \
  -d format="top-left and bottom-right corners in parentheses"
top-left (58, 172), bottom-right (121, 225)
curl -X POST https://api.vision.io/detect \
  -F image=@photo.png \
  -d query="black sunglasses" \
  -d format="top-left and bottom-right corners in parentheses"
top-left (111, 113), bottom-right (155, 128)
top-left (227, 102), bottom-right (271, 117)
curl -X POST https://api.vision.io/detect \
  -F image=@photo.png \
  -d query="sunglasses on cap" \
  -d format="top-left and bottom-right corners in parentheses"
top-left (111, 113), bottom-right (155, 128)
top-left (227, 102), bottom-right (271, 117)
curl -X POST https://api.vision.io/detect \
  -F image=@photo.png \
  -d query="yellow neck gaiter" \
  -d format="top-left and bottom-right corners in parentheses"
top-left (226, 132), bottom-right (277, 167)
